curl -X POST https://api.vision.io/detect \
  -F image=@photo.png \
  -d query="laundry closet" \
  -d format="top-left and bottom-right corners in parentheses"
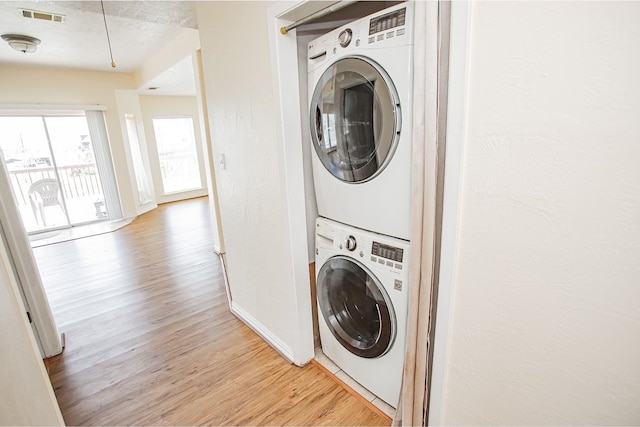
top-left (292, 1), bottom-right (413, 412)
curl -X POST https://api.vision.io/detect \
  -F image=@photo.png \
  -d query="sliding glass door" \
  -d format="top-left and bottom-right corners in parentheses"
top-left (0, 113), bottom-right (110, 233)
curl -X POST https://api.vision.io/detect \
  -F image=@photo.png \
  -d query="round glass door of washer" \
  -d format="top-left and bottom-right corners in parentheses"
top-left (310, 57), bottom-right (401, 183)
top-left (317, 255), bottom-right (396, 358)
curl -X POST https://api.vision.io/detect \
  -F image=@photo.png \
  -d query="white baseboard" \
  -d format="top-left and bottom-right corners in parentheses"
top-left (230, 302), bottom-right (295, 364)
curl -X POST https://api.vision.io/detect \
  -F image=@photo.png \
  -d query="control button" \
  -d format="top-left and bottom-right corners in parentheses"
top-left (355, 39), bottom-right (360, 47)
top-left (339, 243), bottom-right (343, 249)
top-left (396, 28), bottom-right (405, 36)
top-left (378, 259), bottom-right (385, 264)
top-left (316, 248), bottom-right (319, 255)
top-left (338, 29), bottom-right (352, 48)
top-left (371, 256), bottom-right (377, 262)
top-left (394, 279), bottom-right (403, 291)
top-left (332, 47), bottom-right (337, 54)
top-left (386, 261), bottom-right (393, 267)
top-left (368, 36), bottom-right (375, 44)
top-left (395, 263), bottom-right (402, 270)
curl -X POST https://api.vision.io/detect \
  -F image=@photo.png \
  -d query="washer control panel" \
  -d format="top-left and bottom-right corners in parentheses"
top-left (315, 218), bottom-right (408, 273)
top-left (371, 241), bottom-right (404, 270)
top-left (372, 241), bottom-right (404, 262)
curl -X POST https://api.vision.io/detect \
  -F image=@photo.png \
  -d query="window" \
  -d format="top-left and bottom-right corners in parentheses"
top-left (152, 117), bottom-right (202, 194)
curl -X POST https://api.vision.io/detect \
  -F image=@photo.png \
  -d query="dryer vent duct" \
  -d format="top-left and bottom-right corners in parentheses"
top-left (20, 9), bottom-right (66, 23)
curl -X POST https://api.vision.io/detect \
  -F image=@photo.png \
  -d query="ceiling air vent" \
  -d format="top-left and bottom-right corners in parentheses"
top-left (19, 9), bottom-right (66, 23)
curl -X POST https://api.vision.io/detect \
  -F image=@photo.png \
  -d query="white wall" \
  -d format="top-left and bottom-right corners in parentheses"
top-left (193, 51), bottom-right (224, 253)
top-left (435, 2), bottom-right (640, 424)
top-left (133, 28), bottom-right (200, 91)
top-left (196, 1), bottom-right (302, 359)
top-left (0, 240), bottom-right (64, 426)
top-left (139, 95), bottom-right (208, 204)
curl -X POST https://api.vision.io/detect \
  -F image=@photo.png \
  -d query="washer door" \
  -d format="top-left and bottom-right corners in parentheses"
top-left (317, 255), bottom-right (396, 358)
top-left (310, 56), bottom-right (401, 183)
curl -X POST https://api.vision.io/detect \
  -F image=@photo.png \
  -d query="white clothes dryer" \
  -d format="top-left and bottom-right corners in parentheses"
top-left (308, 3), bottom-right (414, 240)
top-left (315, 217), bottom-right (410, 407)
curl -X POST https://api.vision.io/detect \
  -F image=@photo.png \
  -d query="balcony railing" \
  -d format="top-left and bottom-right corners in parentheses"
top-left (8, 164), bottom-right (104, 207)
top-left (7, 164), bottom-right (106, 232)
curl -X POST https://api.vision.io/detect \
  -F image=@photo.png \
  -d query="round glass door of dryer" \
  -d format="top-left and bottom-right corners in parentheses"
top-left (317, 255), bottom-right (396, 358)
top-left (310, 57), bottom-right (401, 183)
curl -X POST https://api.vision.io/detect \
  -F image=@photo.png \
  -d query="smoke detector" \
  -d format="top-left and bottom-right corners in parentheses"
top-left (1, 34), bottom-right (41, 53)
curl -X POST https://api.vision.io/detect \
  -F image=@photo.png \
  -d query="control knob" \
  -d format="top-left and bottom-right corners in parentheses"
top-left (338, 29), bottom-right (353, 48)
top-left (345, 235), bottom-right (357, 251)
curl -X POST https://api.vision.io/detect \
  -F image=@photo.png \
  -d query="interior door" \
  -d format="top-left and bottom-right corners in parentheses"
top-left (317, 255), bottom-right (396, 358)
top-left (310, 56), bottom-right (401, 183)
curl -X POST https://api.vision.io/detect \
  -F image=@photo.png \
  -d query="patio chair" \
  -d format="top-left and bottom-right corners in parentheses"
top-left (28, 179), bottom-right (66, 227)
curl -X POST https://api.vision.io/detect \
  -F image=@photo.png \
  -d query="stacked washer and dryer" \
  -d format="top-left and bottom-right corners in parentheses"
top-left (307, 3), bottom-right (414, 408)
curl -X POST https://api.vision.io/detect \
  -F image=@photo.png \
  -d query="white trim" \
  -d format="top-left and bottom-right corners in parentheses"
top-left (0, 160), bottom-right (63, 358)
top-left (266, 1), bottom-right (317, 367)
top-left (230, 301), bottom-right (297, 365)
top-left (427, 1), bottom-right (472, 425)
top-left (0, 104), bottom-right (107, 111)
top-left (218, 253), bottom-right (232, 308)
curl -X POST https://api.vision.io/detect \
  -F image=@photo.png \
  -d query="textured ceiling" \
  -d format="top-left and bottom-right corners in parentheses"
top-left (62, 1), bottom-right (198, 29)
top-left (0, 1), bottom-right (197, 94)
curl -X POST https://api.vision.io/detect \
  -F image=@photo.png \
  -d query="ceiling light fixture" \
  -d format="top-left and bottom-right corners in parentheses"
top-left (100, 0), bottom-right (116, 68)
top-left (1, 34), bottom-right (41, 53)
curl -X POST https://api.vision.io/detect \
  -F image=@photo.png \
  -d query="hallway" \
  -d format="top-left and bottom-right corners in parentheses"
top-left (36, 197), bottom-right (388, 425)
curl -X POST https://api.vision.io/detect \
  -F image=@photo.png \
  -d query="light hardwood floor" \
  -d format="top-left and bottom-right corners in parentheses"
top-left (36, 197), bottom-right (389, 426)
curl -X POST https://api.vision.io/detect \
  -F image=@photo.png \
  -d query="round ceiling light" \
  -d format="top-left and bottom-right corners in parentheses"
top-left (1, 34), bottom-right (41, 53)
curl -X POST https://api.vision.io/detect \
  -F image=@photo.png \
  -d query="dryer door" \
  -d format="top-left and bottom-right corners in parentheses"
top-left (317, 255), bottom-right (396, 358)
top-left (310, 56), bottom-right (401, 183)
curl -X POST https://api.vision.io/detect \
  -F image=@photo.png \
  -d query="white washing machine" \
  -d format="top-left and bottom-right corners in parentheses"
top-left (308, 2), bottom-right (414, 241)
top-left (315, 217), bottom-right (410, 407)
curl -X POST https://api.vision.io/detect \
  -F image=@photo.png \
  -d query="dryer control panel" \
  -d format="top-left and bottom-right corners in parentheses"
top-left (367, 7), bottom-right (407, 45)
top-left (369, 7), bottom-right (406, 35)
top-left (307, 2), bottom-right (414, 70)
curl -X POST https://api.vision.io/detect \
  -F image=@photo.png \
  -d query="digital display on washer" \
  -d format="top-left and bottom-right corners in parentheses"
top-left (368, 7), bottom-right (406, 35)
top-left (372, 242), bottom-right (404, 263)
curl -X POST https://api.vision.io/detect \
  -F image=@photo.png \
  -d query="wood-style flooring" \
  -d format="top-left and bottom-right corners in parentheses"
top-left (36, 197), bottom-right (388, 426)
